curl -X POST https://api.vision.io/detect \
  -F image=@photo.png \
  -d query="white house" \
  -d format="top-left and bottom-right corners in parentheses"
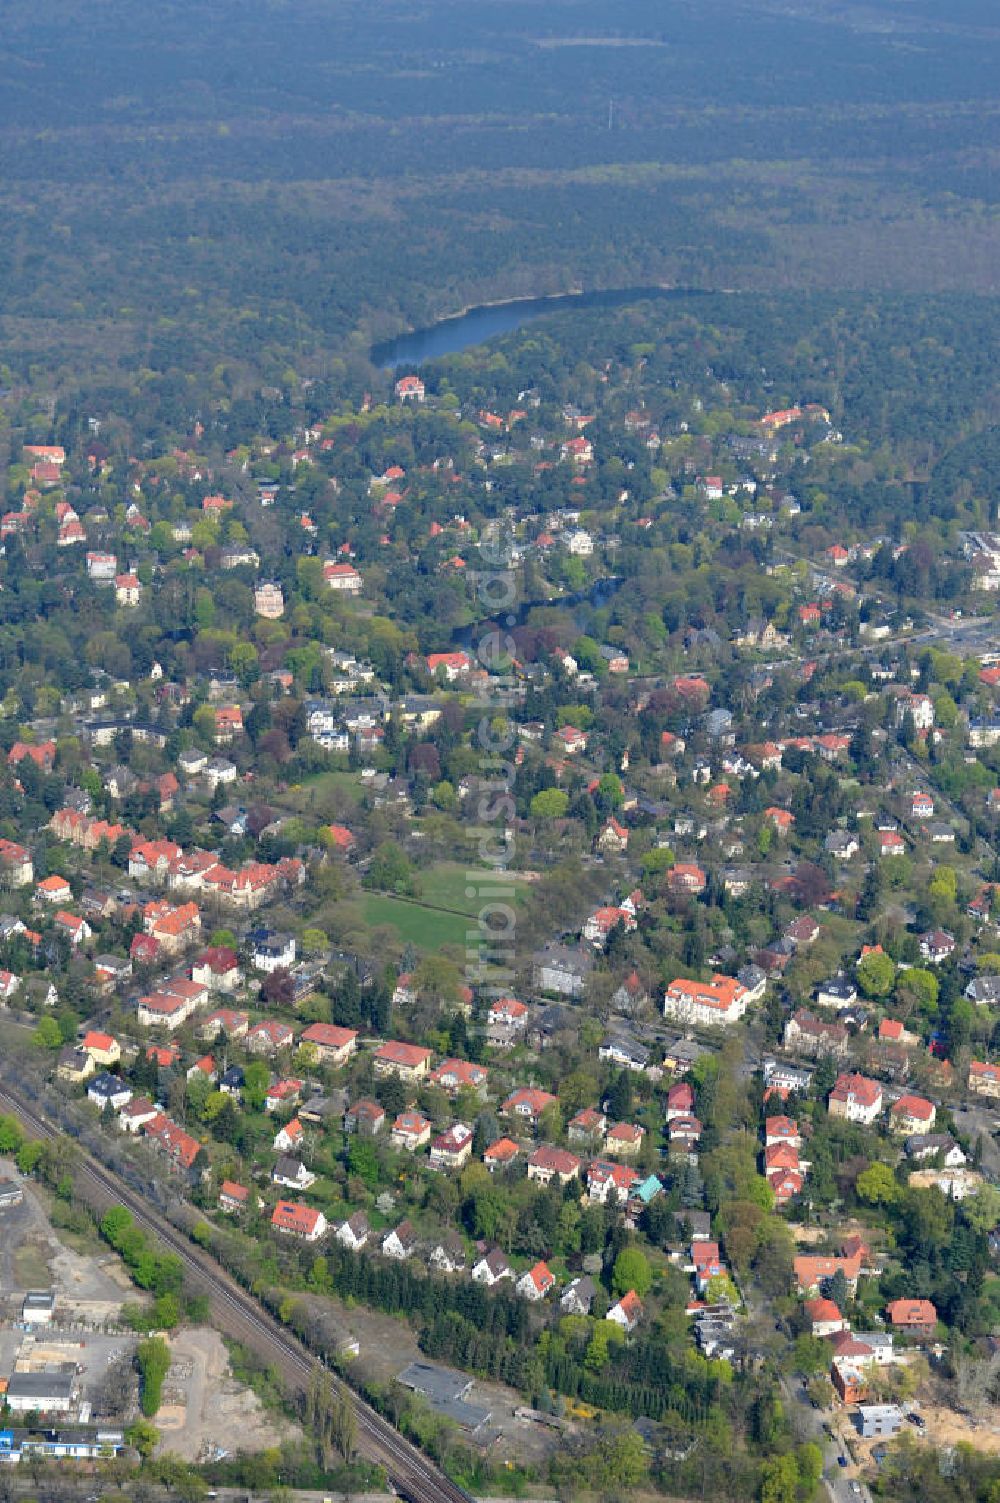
top-left (471, 1248), bottom-right (512, 1286)
top-left (335, 1211), bottom-right (370, 1251)
top-left (663, 975), bottom-right (748, 1028)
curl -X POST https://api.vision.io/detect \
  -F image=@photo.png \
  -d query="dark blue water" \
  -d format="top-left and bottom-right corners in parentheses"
top-left (451, 577), bottom-right (622, 650)
top-left (373, 285), bottom-right (705, 369)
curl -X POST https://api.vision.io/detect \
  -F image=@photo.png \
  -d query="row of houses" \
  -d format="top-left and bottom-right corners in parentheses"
top-left (262, 1193), bottom-right (646, 1327)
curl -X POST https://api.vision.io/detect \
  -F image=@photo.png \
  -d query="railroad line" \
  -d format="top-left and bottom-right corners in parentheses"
top-left (0, 1083), bottom-right (474, 1503)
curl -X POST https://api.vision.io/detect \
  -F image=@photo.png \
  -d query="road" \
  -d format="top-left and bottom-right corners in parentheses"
top-left (0, 1080), bottom-right (474, 1503)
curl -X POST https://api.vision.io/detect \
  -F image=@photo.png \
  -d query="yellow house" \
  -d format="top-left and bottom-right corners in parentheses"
top-left (82, 1030), bottom-right (121, 1068)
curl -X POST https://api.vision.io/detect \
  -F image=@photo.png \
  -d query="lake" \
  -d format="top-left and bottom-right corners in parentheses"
top-left (451, 576), bottom-right (622, 650)
top-left (372, 285), bottom-right (708, 369)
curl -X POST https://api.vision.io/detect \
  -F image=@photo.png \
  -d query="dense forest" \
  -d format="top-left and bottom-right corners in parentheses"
top-left (0, 0), bottom-right (997, 406)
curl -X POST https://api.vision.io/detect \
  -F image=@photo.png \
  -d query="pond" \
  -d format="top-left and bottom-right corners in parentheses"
top-left (372, 285), bottom-right (710, 369)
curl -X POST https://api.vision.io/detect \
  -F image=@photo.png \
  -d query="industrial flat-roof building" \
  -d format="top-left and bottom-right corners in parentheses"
top-left (5, 1372), bottom-right (75, 1414)
top-left (397, 1361), bottom-right (492, 1431)
top-left (21, 1291), bottom-right (55, 1325)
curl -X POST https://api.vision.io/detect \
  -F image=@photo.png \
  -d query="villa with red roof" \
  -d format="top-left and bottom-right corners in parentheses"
top-left (430, 1058), bottom-right (488, 1094)
top-left (395, 375), bottom-right (425, 403)
top-left (527, 1146), bottom-right (582, 1187)
top-left (828, 1072), bottom-right (882, 1124)
top-left (517, 1261), bottom-right (557, 1301)
top-left (373, 1041), bottom-right (432, 1082)
top-left (889, 1093), bottom-right (935, 1135)
top-left (426, 651), bottom-right (471, 681)
top-left (607, 1289), bottom-right (644, 1332)
top-left (271, 1200), bottom-right (327, 1241)
top-left (886, 1298), bottom-right (937, 1338)
top-left (484, 1137), bottom-right (520, 1172)
top-left (969, 1060), bottom-right (1000, 1099)
top-left (299, 1023), bottom-right (358, 1067)
top-left (804, 1297), bottom-right (847, 1337)
top-left (323, 561), bottom-right (363, 593)
top-left (501, 1086), bottom-right (557, 1124)
top-left (794, 1248), bottom-right (864, 1294)
top-left (663, 974), bottom-right (749, 1028)
top-left (668, 862), bottom-right (707, 895)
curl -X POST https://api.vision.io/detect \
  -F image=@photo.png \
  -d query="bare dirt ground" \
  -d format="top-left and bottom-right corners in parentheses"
top-left (295, 1293), bottom-right (564, 1469)
top-left (0, 1181), bottom-right (137, 1322)
top-left (919, 1407), bottom-right (1000, 1453)
top-left (155, 1326), bottom-right (300, 1462)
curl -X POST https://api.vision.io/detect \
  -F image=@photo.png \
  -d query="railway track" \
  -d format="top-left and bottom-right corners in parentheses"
top-left (0, 1082), bottom-right (474, 1503)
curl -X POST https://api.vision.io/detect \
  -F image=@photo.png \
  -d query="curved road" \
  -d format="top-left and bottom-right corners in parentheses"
top-left (0, 1082), bottom-right (473, 1503)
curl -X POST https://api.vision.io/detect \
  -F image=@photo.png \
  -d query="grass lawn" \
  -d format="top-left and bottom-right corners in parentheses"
top-left (357, 892), bottom-right (477, 949)
top-left (412, 861), bottom-right (529, 917)
top-left (283, 768), bottom-right (365, 811)
top-left (13, 1238), bottom-right (52, 1289)
top-left (354, 861), bottom-right (529, 950)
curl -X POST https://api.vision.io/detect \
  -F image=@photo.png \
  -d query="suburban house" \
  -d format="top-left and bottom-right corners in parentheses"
top-left (816, 978), bottom-right (858, 1011)
top-left (969, 1060), bottom-right (1000, 1099)
top-left (531, 943), bottom-right (593, 997)
top-left (191, 946), bottom-right (242, 993)
top-left (250, 930), bottom-right (296, 973)
top-left (299, 1023), bottom-right (358, 1067)
top-left (483, 1137), bottom-right (520, 1172)
top-left (81, 1031), bottom-right (121, 1068)
top-left (271, 1200), bottom-right (327, 1242)
top-left (607, 1290), bottom-right (644, 1332)
top-left (889, 1094), bottom-right (936, 1135)
top-left (391, 1111), bottom-right (432, 1152)
top-left (335, 1211), bottom-right (370, 1250)
top-left (487, 996), bottom-right (529, 1032)
top-left (118, 1097), bottom-right (159, 1135)
top-left (87, 1074), bottom-right (132, 1112)
top-left (668, 862), bottom-right (706, 895)
top-left (429, 1234), bottom-right (467, 1274)
top-left (430, 1058), bottom-right (488, 1094)
top-left (606, 1122), bottom-right (645, 1157)
top-left (804, 1297), bottom-right (848, 1338)
top-left (920, 929), bottom-right (956, 964)
top-left (395, 374), bottom-right (425, 402)
top-left (886, 1299), bottom-right (937, 1339)
top-left (764, 1115), bottom-right (801, 1149)
top-left (828, 1073), bottom-right (883, 1124)
top-left (471, 1248), bottom-right (513, 1286)
top-left (598, 1035), bottom-right (650, 1073)
top-left (382, 1220), bottom-right (418, 1261)
top-left (784, 1009), bottom-right (849, 1058)
top-left (794, 1248), bottom-right (864, 1295)
top-left (246, 1019), bottom-right (295, 1055)
top-left (218, 1180), bottom-right (250, 1214)
top-left (136, 990), bottom-right (200, 1031)
top-left (143, 1114), bottom-right (201, 1173)
top-left (201, 1007), bottom-right (250, 1041)
top-left (501, 1086), bottom-right (557, 1124)
top-left (429, 1122), bottom-right (474, 1171)
top-left (527, 1145), bottom-right (581, 1187)
top-left (560, 1275), bottom-right (596, 1315)
top-left (264, 1077), bottom-right (303, 1112)
top-left (516, 1261), bottom-right (556, 1302)
top-left (345, 1099), bottom-right (386, 1136)
top-left (568, 1107), bottom-right (607, 1145)
top-left (272, 1156), bottom-right (315, 1191)
top-left (587, 1159), bottom-right (641, 1204)
top-left (373, 1040), bottom-right (432, 1082)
